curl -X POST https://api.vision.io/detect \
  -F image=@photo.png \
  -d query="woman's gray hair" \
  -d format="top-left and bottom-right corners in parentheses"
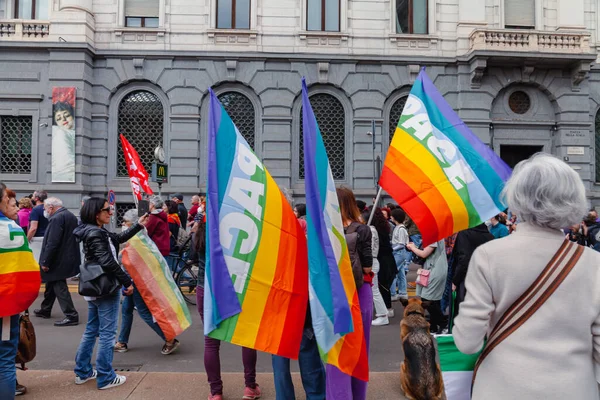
top-left (502, 153), bottom-right (587, 230)
top-left (122, 209), bottom-right (138, 223)
top-left (148, 195), bottom-right (164, 209)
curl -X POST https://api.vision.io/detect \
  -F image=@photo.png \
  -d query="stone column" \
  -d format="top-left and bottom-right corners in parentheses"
top-left (49, 0), bottom-right (95, 45)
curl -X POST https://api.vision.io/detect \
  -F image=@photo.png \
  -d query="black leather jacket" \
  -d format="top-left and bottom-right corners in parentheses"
top-left (73, 223), bottom-right (143, 288)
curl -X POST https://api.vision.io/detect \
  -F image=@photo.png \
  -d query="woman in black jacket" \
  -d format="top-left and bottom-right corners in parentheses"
top-left (72, 198), bottom-right (146, 391)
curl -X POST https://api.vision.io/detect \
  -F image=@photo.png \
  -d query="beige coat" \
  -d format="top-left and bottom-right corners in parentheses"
top-left (454, 222), bottom-right (600, 400)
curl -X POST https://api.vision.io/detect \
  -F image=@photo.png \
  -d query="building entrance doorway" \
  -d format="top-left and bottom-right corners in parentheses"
top-left (500, 145), bottom-right (543, 169)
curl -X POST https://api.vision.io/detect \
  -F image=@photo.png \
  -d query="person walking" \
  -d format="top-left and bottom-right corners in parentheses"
top-left (72, 198), bottom-right (146, 390)
top-left (171, 193), bottom-right (187, 229)
top-left (454, 154), bottom-right (600, 400)
top-left (390, 208), bottom-right (409, 302)
top-left (364, 209), bottom-right (389, 327)
top-left (17, 197), bottom-right (32, 234)
top-left (406, 238), bottom-right (448, 334)
top-left (34, 197), bottom-right (80, 326)
top-left (371, 207), bottom-right (396, 319)
top-left (114, 209), bottom-right (180, 355)
top-left (0, 185), bottom-right (40, 399)
top-left (27, 190), bottom-right (49, 261)
top-left (145, 196), bottom-right (170, 257)
top-left (326, 187), bottom-right (373, 400)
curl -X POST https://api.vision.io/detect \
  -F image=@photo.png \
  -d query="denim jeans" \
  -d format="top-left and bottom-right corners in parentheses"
top-left (74, 293), bottom-right (121, 388)
top-left (0, 315), bottom-right (19, 400)
top-left (117, 285), bottom-right (165, 344)
top-left (409, 234), bottom-right (423, 262)
top-left (272, 329), bottom-right (326, 400)
top-left (391, 249), bottom-right (410, 297)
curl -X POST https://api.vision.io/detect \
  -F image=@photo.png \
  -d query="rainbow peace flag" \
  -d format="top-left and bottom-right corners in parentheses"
top-left (0, 215), bottom-right (41, 317)
top-left (204, 89), bottom-right (309, 359)
top-left (302, 78), bottom-right (369, 381)
top-left (121, 231), bottom-right (192, 341)
top-left (380, 68), bottom-right (511, 246)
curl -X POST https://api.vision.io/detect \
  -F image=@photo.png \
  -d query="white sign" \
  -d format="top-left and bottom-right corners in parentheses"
top-left (567, 147), bottom-right (585, 155)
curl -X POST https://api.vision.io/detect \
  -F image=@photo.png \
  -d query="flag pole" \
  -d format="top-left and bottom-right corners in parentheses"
top-left (367, 186), bottom-right (383, 225)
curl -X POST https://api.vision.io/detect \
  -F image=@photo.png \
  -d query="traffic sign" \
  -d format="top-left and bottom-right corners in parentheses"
top-left (108, 190), bottom-right (116, 205)
top-left (152, 162), bottom-right (168, 184)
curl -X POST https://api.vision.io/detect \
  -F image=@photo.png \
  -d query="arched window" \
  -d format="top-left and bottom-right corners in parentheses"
top-left (595, 109), bottom-right (600, 182)
top-left (218, 91), bottom-right (256, 151)
top-left (117, 90), bottom-right (164, 177)
top-left (389, 96), bottom-right (408, 144)
top-left (299, 93), bottom-right (345, 180)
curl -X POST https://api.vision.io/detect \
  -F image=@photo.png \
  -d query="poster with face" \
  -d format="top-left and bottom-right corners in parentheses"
top-left (51, 87), bottom-right (76, 183)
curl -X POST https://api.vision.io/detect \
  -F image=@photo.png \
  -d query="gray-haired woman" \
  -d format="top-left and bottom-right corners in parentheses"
top-left (454, 153), bottom-right (600, 400)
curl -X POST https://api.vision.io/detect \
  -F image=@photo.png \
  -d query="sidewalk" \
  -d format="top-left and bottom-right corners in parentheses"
top-left (17, 370), bottom-right (408, 399)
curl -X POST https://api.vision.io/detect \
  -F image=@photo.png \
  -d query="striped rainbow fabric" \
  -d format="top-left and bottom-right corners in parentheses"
top-left (0, 215), bottom-right (41, 317)
top-left (204, 89), bottom-right (309, 359)
top-left (302, 79), bottom-right (369, 381)
top-left (380, 68), bottom-right (512, 246)
top-left (121, 231), bottom-right (192, 341)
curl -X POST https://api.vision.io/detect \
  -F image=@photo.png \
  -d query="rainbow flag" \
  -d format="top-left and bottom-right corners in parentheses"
top-left (204, 89), bottom-right (309, 359)
top-left (301, 78), bottom-right (369, 381)
top-left (0, 214), bottom-right (41, 317)
top-left (121, 231), bottom-right (192, 341)
top-left (380, 68), bottom-right (511, 246)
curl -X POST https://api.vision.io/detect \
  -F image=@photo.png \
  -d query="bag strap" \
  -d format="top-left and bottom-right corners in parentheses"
top-left (345, 222), bottom-right (360, 235)
top-left (473, 240), bottom-right (582, 382)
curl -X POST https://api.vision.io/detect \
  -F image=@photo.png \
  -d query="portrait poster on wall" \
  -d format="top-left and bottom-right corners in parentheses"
top-left (51, 87), bottom-right (76, 183)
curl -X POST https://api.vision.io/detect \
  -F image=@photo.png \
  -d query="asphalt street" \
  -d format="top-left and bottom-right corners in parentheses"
top-left (28, 288), bottom-right (406, 374)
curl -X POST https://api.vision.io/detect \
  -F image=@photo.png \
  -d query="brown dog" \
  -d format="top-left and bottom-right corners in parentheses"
top-left (399, 298), bottom-right (446, 400)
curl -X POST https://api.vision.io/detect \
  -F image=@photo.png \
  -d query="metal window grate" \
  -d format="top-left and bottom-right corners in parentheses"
top-left (299, 94), bottom-right (345, 180)
top-left (595, 111), bottom-right (600, 182)
top-left (117, 91), bottom-right (164, 177)
top-left (389, 96), bottom-right (408, 144)
top-left (0, 116), bottom-right (32, 174)
top-left (508, 91), bottom-right (531, 115)
top-left (218, 92), bottom-right (256, 151)
top-left (116, 203), bottom-right (136, 226)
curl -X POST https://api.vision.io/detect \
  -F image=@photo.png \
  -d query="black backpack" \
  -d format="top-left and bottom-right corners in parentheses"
top-left (345, 222), bottom-right (364, 289)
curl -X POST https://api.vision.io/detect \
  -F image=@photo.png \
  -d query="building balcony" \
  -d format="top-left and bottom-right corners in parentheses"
top-left (469, 29), bottom-right (591, 54)
top-left (0, 20), bottom-right (50, 40)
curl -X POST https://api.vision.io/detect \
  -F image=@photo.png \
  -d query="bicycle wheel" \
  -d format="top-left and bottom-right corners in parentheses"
top-left (176, 264), bottom-right (198, 305)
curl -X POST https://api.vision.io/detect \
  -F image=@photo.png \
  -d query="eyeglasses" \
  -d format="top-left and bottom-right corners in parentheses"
top-left (101, 206), bottom-right (114, 213)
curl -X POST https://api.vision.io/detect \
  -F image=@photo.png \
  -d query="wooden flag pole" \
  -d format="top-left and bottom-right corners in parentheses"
top-left (367, 186), bottom-right (383, 225)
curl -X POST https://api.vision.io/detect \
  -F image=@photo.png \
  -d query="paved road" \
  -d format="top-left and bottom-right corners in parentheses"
top-left (29, 288), bottom-right (406, 374)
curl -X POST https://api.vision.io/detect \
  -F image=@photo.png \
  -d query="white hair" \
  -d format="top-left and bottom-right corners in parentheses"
top-left (148, 195), bottom-right (164, 209)
top-left (44, 197), bottom-right (63, 208)
top-left (123, 209), bottom-right (138, 223)
top-left (502, 153), bottom-right (587, 230)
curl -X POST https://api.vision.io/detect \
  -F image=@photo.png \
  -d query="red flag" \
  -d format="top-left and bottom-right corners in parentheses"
top-left (120, 134), bottom-right (154, 200)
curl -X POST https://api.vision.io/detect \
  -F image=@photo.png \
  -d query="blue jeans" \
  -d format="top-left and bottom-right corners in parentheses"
top-left (409, 234), bottom-right (423, 262)
top-left (74, 293), bottom-right (121, 388)
top-left (118, 285), bottom-right (165, 344)
top-left (272, 329), bottom-right (325, 400)
top-left (391, 249), bottom-right (410, 296)
top-left (0, 315), bottom-right (19, 400)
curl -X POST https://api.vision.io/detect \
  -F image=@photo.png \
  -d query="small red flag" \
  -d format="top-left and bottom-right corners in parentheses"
top-left (120, 134), bottom-right (154, 200)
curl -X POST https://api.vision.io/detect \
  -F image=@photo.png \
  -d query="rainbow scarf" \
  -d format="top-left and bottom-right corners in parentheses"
top-left (204, 89), bottom-right (309, 359)
top-left (301, 79), bottom-right (369, 381)
top-left (380, 68), bottom-right (511, 246)
top-left (121, 231), bottom-right (192, 341)
top-left (0, 214), bottom-right (40, 317)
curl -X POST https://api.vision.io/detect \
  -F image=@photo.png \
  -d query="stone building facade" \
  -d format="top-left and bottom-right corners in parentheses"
top-left (1, 0), bottom-right (600, 219)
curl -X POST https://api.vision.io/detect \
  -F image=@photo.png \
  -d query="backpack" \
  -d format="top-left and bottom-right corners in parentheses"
top-left (176, 227), bottom-right (190, 251)
top-left (345, 222), bottom-right (364, 289)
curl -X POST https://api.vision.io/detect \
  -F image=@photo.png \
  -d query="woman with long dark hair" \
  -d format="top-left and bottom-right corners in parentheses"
top-left (369, 208), bottom-right (397, 319)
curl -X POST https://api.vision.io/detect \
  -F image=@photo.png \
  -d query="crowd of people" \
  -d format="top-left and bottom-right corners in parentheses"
top-left (4, 154), bottom-right (600, 399)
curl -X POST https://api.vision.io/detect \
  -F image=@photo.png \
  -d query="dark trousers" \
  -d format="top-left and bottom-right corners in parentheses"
top-left (422, 298), bottom-right (445, 333)
top-left (40, 280), bottom-right (78, 319)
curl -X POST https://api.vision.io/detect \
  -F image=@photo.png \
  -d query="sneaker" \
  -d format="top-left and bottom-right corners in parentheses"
top-left (208, 394), bottom-right (223, 400)
top-left (387, 308), bottom-right (395, 318)
top-left (161, 339), bottom-right (180, 355)
top-left (75, 369), bottom-right (97, 385)
top-left (99, 374), bottom-right (127, 390)
top-left (242, 384), bottom-right (262, 399)
top-left (15, 383), bottom-right (27, 396)
top-left (371, 316), bottom-right (389, 326)
top-left (114, 342), bottom-right (128, 353)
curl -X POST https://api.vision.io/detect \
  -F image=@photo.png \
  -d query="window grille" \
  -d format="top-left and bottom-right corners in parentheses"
top-left (117, 90), bottom-right (164, 177)
top-left (508, 91), bottom-right (531, 115)
top-left (0, 116), bottom-right (32, 174)
top-left (389, 96), bottom-right (408, 144)
top-left (116, 203), bottom-right (137, 227)
top-left (299, 93), bottom-right (345, 180)
top-left (595, 111), bottom-right (600, 182)
top-left (218, 92), bottom-right (256, 151)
